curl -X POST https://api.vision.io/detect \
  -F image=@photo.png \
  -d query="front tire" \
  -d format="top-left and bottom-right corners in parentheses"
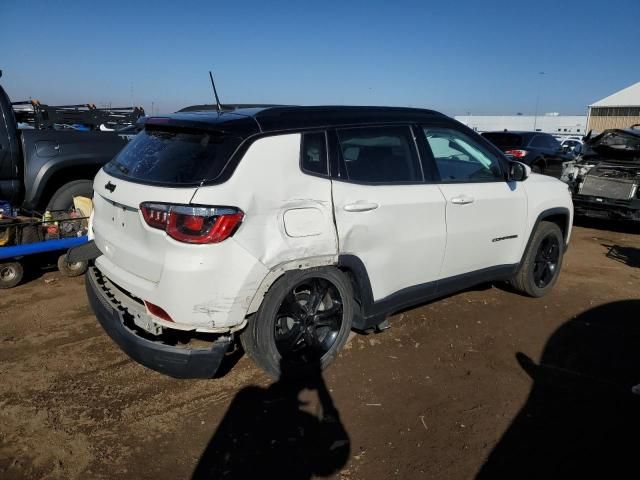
top-left (240, 267), bottom-right (354, 379)
top-left (511, 221), bottom-right (564, 297)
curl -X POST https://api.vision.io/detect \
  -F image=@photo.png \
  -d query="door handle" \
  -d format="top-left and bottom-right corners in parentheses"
top-left (343, 202), bottom-right (379, 212)
top-left (450, 196), bottom-right (475, 205)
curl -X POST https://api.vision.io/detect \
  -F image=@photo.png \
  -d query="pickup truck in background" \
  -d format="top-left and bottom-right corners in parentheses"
top-left (0, 71), bottom-right (144, 211)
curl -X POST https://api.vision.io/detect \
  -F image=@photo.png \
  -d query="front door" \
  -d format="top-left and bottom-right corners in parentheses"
top-left (420, 125), bottom-right (528, 279)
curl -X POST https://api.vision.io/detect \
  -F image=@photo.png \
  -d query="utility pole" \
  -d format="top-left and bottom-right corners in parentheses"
top-left (533, 71), bottom-right (546, 131)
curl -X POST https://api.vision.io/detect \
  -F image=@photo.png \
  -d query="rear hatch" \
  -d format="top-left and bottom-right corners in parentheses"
top-left (93, 118), bottom-right (249, 283)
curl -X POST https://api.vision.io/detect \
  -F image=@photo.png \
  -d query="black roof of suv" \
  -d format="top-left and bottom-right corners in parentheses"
top-left (142, 106), bottom-right (447, 137)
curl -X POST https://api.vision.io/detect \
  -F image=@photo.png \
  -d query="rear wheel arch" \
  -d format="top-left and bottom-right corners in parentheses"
top-left (46, 179), bottom-right (94, 211)
top-left (245, 256), bottom-right (340, 315)
top-left (336, 254), bottom-right (374, 313)
top-left (31, 164), bottom-right (100, 209)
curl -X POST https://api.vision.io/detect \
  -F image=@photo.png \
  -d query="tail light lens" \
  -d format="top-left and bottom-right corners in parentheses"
top-left (140, 203), bottom-right (243, 244)
top-left (144, 301), bottom-right (174, 322)
top-left (505, 149), bottom-right (528, 158)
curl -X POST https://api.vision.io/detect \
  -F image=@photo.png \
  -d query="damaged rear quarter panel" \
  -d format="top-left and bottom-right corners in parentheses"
top-left (190, 133), bottom-right (339, 316)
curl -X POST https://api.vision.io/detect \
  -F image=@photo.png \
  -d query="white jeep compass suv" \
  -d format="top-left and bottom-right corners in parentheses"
top-left (75, 106), bottom-right (573, 379)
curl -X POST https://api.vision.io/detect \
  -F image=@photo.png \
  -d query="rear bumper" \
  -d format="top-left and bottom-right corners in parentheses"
top-left (86, 266), bottom-right (231, 379)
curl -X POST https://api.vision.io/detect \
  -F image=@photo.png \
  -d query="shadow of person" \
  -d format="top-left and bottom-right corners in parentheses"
top-left (477, 299), bottom-right (640, 479)
top-left (192, 359), bottom-right (350, 480)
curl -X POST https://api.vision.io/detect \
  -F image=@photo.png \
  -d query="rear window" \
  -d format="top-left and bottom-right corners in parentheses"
top-left (103, 126), bottom-right (242, 185)
top-left (481, 132), bottom-right (523, 150)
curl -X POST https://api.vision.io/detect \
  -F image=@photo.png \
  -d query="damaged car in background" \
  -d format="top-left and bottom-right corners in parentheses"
top-left (561, 126), bottom-right (640, 222)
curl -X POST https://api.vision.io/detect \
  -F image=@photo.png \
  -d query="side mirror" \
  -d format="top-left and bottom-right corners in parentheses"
top-left (509, 161), bottom-right (530, 181)
top-left (573, 144), bottom-right (583, 155)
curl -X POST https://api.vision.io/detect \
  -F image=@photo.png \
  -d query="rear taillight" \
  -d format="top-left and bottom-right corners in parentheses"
top-left (505, 149), bottom-right (528, 158)
top-left (140, 203), bottom-right (169, 229)
top-left (140, 203), bottom-right (243, 244)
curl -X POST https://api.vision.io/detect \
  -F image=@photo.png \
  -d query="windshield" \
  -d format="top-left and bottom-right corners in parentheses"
top-left (103, 125), bottom-right (242, 185)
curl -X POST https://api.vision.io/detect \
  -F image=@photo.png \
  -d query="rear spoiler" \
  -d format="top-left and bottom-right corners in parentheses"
top-left (138, 116), bottom-right (228, 133)
top-left (137, 113), bottom-right (255, 135)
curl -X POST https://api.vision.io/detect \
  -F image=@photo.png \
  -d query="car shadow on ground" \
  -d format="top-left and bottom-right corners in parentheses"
top-left (192, 360), bottom-right (350, 480)
top-left (602, 243), bottom-right (640, 268)
top-left (476, 299), bottom-right (640, 479)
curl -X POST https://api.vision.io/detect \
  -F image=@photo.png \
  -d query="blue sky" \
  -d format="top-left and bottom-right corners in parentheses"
top-left (2, 0), bottom-right (639, 116)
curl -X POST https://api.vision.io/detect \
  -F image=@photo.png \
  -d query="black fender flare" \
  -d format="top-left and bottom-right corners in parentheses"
top-left (518, 207), bottom-right (571, 268)
top-left (23, 156), bottom-right (104, 208)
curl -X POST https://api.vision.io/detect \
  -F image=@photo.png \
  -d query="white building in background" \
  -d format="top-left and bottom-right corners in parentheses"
top-left (454, 114), bottom-right (587, 136)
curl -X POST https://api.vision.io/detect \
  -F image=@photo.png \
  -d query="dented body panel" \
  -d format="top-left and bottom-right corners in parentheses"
top-left (91, 133), bottom-right (336, 331)
top-left (561, 128), bottom-right (640, 221)
top-left (85, 106), bottom-right (573, 348)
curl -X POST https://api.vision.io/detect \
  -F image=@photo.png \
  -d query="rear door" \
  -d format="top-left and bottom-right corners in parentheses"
top-left (331, 125), bottom-right (447, 302)
top-left (420, 124), bottom-right (527, 279)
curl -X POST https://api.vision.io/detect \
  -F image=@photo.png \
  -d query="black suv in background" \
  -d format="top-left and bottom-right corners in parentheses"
top-left (481, 131), bottom-right (574, 178)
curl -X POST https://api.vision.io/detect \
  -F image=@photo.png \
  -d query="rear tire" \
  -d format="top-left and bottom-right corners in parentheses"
top-left (46, 180), bottom-right (93, 211)
top-left (0, 262), bottom-right (24, 289)
top-left (240, 267), bottom-right (354, 379)
top-left (57, 254), bottom-right (88, 277)
top-left (511, 221), bottom-right (564, 297)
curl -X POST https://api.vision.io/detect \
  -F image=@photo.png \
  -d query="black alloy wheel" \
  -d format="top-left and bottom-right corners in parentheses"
top-left (274, 278), bottom-right (343, 363)
top-left (532, 234), bottom-right (561, 288)
top-left (510, 221), bottom-right (564, 298)
top-left (240, 266), bottom-right (354, 378)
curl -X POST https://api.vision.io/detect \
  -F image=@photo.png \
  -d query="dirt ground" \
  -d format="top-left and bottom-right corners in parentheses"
top-left (1, 219), bottom-right (639, 480)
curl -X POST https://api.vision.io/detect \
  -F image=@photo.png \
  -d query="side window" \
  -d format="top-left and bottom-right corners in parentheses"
top-left (300, 131), bottom-right (328, 176)
top-left (422, 127), bottom-right (503, 182)
top-left (546, 135), bottom-right (560, 149)
top-left (529, 135), bottom-right (547, 148)
top-left (336, 126), bottom-right (422, 183)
